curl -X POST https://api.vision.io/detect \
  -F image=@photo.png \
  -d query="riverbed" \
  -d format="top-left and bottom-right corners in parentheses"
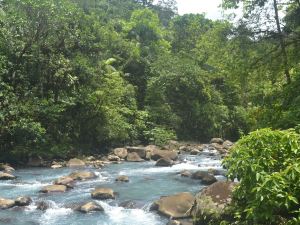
top-left (0, 150), bottom-right (225, 225)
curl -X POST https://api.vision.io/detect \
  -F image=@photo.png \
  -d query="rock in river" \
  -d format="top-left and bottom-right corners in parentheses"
top-left (115, 175), bottom-right (129, 182)
top-left (151, 192), bottom-right (195, 219)
top-left (67, 158), bottom-right (85, 168)
top-left (0, 198), bottom-right (15, 209)
top-left (155, 157), bottom-right (174, 167)
top-left (113, 148), bottom-right (128, 159)
top-left (0, 172), bottom-right (15, 180)
top-left (126, 152), bottom-right (144, 162)
top-left (151, 150), bottom-right (178, 161)
top-left (40, 185), bottom-right (67, 193)
top-left (15, 196), bottom-right (32, 206)
top-left (91, 188), bottom-right (115, 200)
top-left (69, 171), bottom-right (96, 181)
top-left (78, 202), bottom-right (104, 213)
top-left (54, 176), bottom-right (75, 188)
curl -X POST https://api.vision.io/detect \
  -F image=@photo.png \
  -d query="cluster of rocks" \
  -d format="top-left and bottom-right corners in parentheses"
top-left (149, 181), bottom-right (236, 225)
top-left (0, 196), bottom-right (32, 209)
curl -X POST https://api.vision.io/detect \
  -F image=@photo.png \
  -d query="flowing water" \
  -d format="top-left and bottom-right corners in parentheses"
top-left (0, 150), bottom-right (225, 225)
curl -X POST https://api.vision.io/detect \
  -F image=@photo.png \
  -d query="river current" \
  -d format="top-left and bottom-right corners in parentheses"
top-left (0, 149), bottom-right (225, 225)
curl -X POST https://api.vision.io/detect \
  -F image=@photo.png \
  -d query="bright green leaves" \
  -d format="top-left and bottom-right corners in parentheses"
top-left (223, 128), bottom-right (300, 223)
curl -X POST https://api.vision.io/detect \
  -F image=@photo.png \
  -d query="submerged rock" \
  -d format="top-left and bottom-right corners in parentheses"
top-left (91, 188), bottom-right (115, 200)
top-left (119, 200), bottom-right (138, 209)
top-left (115, 175), bottom-right (129, 182)
top-left (67, 158), bottom-right (85, 168)
top-left (78, 202), bottom-right (104, 213)
top-left (36, 201), bottom-right (51, 211)
top-left (0, 198), bottom-right (15, 209)
top-left (155, 157), bottom-right (174, 167)
top-left (113, 148), bottom-right (128, 159)
top-left (15, 196), bottom-right (32, 206)
top-left (40, 185), bottom-right (67, 193)
top-left (69, 171), bottom-right (96, 181)
top-left (126, 152), bottom-right (144, 162)
top-left (151, 192), bottom-right (195, 219)
top-left (0, 172), bottom-right (15, 180)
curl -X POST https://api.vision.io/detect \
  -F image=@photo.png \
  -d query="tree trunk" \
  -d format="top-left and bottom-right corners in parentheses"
top-left (273, 0), bottom-right (291, 84)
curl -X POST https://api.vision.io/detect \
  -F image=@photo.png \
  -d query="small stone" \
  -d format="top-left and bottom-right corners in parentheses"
top-left (40, 185), bottom-right (67, 193)
top-left (0, 172), bottom-right (16, 180)
top-left (115, 175), bottom-right (129, 182)
top-left (78, 202), bottom-right (104, 213)
top-left (69, 171), bottom-right (96, 180)
top-left (91, 188), bottom-right (115, 200)
top-left (66, 158), bottom-right (85, 168)
top-left (108, 155), bottom-right (120, 162)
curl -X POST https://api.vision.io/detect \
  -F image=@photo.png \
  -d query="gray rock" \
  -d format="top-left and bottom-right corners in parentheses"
top-left (155, 158), bottom-right (174, 167)
top-left (15, 196), bottom-right (32, 206)
top-left (91, 188), bottom-right (115, 200)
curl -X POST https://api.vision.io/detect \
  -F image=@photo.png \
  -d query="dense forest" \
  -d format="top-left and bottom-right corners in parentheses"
top-left (1, 0), bottom-right (300, 224)
top-left (0, 0), bottom-right (299, 161)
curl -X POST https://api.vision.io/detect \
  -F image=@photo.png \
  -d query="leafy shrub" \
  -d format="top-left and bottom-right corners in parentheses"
top-left (143, 126), bottom-right (177, 146)
top-left (223, 128), bottom-right (300, 224)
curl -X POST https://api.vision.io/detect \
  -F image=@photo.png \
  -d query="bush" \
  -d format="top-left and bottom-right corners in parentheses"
top-left (143, 126), bottom-right (177, 146)
top-left (223, 128), bottom-right (300, 224)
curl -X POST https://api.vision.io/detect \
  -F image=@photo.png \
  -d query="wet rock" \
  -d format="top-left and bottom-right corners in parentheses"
top-left (78, 202), bottom-right (104, 213)
top-left (155, 157), bottom-right (174, 167)
top-left (67, 158), bottom-right (85, 168)
top-left (108, 155), bottom-right (120, 162)
top-left (126, 152), bottom-right (144, 162)
top-left (151, 150), bottom-right (178, 161)
top-left (180, 170), bottom-right (192, 177)
top-left (201, 174), bottom-right (217, 185)
top-left (115, 175), bottom-right (129, 182)
top-left (15, 196), bottom-right (32, 206)
top-left (126, 146), bottom-right (147, 159)
top-left (0, 172), bottom-right (16, 180)
top-left (113, 148), bottom-right (128, 159)
top-left (0, 164), bottom-right (15, 173)
top-left (151, 192), bottom-right (195, 219)
top-left (54, 176), bottom-right (75, 188)
top-left (207, 168), bottom-right (226, 176)
top-left (167, 220), bottom-right (181, 225)
top-left (190, 149), bottom-right (200, 155)
top-left (40, 185), bottom-right (67, 193)
top-left (27, 156), bottom-right (44, 167)
top-left (0, 198), bottom-right (15, 209)
top-left (191, 171), bottom-right (209, 180)
top-left (210, 138), bottom-right (224, 144)
top-left (51, 164), bottom-right (63, 169)
top-left (192, 181), bottom-right (236, 224)
top-left (91, 188), bottom-right (115, 200)
top-left (119, 200), bottom-right (137, 209)
top-left (36, 201), bottom-right (51, 211)
top-left (69, 171), bottom-right (96, 181)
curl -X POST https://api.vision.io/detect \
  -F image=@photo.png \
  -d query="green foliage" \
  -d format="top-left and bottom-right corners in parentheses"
top-left (143, 126), bottom-right (176, 146)
top-left (223, 128), bottom-right (300, 224)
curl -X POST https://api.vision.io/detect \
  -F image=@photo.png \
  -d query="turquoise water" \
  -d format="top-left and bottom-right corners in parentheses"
top-left (0, 151), bottom-right (225, 225)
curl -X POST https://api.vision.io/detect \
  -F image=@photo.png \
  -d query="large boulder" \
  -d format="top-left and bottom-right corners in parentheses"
top-left (40, 185), bottom-right (67, 193)
top-left (191, 171), bottom-right (209, 180)
top-left (151, 192), bottom-right (195, 219)
top-left (210, 138), bottom-right (224, 144)
top-left (69, 171), bottom-right (96, 181)
top-left (126, 152), bottom-right (144, 162)
top-left (78, 202), bottom-right (104, 213)
top-left (115, 175), bottom-right (129, 182)
top-left (151, 150), bottom-right (178, 161)
top-left (201, 174), bottom-right (217, 185)
top-left (0, 198), bottom-right (15, 209)
top-left (113, 148), bottom-right (128, 159)
top-left (15, 196), bottom-right (32, 206)
top-left (180, 170), bottom-right (192, 177)
top-left (192, 181), bottom-right (236, 224)
top-left (126, 146), bottom-right (147, 159)
top-left (0, 172), bottom-right (15, 180)
top-left (155, 158), bottom-right (174, 167)
top-left (67, 158), bottom-right (85, 168)
top-left (91, 188), bottom-right (115, 200)
top-left (54, 176), bottom-right (75, 188)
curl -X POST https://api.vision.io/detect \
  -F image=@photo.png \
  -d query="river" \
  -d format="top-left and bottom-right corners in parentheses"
top-left (0, 149), bottom-right (225, 225)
